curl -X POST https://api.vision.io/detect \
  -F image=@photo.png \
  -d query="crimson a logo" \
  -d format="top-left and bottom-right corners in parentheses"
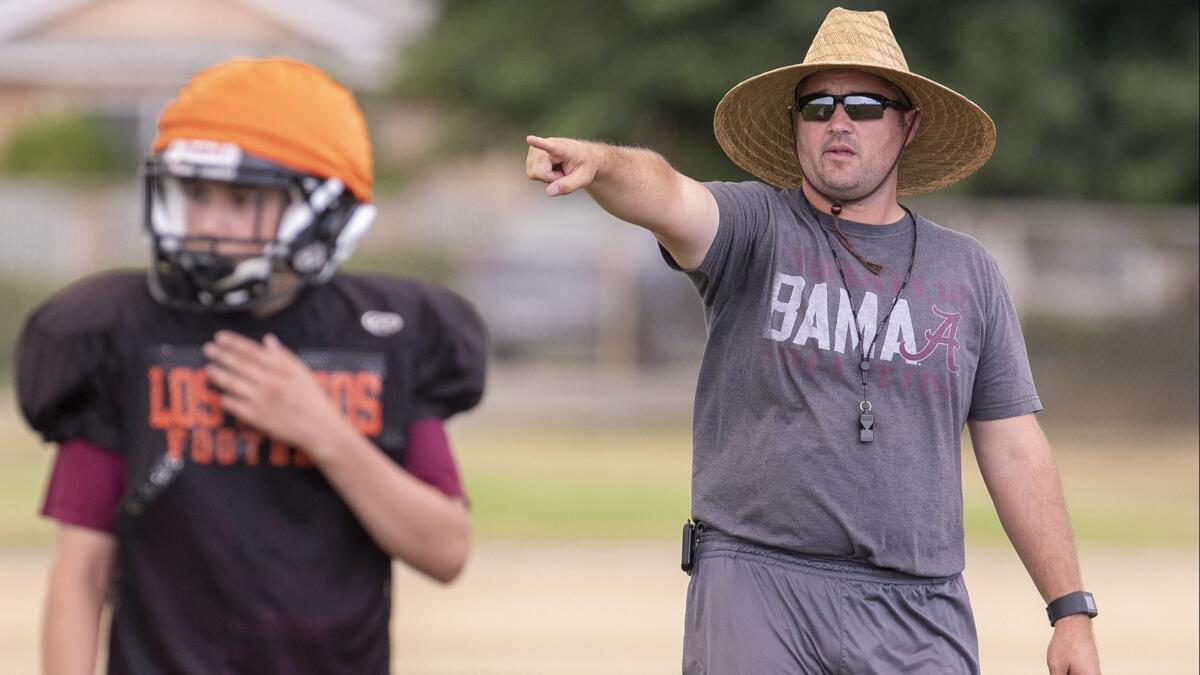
top-left (898, 305), bottom-right (961, 372)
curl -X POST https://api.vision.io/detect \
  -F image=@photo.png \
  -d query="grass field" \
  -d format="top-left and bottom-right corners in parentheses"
top-left (453, 421), bottom-right (1200, 548)
top-left (0, 401), bottom-right (1196, 673)
top-left (4, 417), bottom-right (1197, 549)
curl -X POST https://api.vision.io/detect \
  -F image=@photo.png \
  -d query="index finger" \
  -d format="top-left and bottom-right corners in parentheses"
top-left (526, 147), bottom-right (562, 184)
top-left (526, 134), bottom-right (562, 158)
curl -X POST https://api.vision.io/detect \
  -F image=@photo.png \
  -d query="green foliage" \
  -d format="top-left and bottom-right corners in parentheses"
top-left (0, 111), bottom-right (128, 178)
top-left (939, 0), bottom-right (1199, 203)
top-left (396, 0), bottom-right (1198, 203)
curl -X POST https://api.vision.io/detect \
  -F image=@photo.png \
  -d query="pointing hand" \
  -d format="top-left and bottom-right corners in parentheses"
top-left (525, 135), bottom-right (601, 197)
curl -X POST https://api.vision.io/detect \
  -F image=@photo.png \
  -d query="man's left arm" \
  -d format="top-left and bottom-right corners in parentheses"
top-left (968, 414), bottom-right (1101, 675)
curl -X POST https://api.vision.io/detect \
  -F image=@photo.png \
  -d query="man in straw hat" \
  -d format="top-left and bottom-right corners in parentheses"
top-left (526, 7), bottom-right (1100, 674)
top-left (19, 57), bottom-right (485, 673)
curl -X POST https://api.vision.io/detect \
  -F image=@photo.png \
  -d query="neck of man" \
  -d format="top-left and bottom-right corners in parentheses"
top-left (801, 179), bottom-right (906, 225)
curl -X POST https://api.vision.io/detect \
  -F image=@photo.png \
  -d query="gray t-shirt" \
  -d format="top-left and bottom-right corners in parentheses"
top-left (665, 181), bottom-right (1041, 577)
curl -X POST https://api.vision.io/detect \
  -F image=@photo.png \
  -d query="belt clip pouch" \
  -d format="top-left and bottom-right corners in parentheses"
top-left (681, 520), bottom-right (697, 575)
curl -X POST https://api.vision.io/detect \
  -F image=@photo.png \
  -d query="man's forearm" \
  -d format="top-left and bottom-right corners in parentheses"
top-left (587, 145), bottom-right (684, 229)
top-left (526, 136), bottom-right (718, 269)
top-left (989, 448), bottom-right (1082, 599)
top-left (971, 417), bottom-right (1084, 601)
top-left (586, 143), bottom-right (717, 267)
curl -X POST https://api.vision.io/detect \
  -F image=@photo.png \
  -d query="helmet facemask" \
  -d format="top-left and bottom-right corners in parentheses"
top-left (144, 140), bottom-right (376, 312)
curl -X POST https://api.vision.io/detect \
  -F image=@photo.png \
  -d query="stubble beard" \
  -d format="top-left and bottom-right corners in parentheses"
top-left (801, 153), bottom-right (881, 203)
top-left (811, 164), bottom-right (872, 202)
top-left (797, 135), bottom-right (901, 204)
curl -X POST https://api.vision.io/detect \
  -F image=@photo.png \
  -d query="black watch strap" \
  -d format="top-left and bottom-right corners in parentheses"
top-left (1046, 591), bottom-right (1098, 626)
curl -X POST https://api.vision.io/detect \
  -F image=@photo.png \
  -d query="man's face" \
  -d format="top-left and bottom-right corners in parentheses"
top-left (182, 179), bottom-right (288, 257)
top-left (793, 69), bottom-right (918, 202)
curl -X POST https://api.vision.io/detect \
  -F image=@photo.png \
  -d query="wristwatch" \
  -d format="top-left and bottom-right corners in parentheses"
top-left (1046, 591), bottom-right (1098, 626)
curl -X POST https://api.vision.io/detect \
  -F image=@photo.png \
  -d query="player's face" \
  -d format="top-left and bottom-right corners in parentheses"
top-left (181, 179), bottom-right (288, 256)
top-left (793, 69), bottom-right (917, 202)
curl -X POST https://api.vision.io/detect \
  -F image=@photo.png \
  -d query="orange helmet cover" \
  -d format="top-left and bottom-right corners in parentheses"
top-left (152, 57), bottom-right (373, 202)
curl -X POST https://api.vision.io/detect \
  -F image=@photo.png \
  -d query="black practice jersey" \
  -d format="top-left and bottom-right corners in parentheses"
top-left (16, 270), bottom-right (486, 674)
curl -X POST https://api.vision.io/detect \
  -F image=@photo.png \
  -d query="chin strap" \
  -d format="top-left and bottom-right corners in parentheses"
top-left (827, 203), bottom-right (882, 275)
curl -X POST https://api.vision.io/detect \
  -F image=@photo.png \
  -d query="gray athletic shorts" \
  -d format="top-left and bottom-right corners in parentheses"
top-left (683, 528), bottom-right (979, 674)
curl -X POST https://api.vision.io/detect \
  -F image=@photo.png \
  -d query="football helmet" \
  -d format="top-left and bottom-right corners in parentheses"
top-left (143, 57), bottom-right (376, 312)
top-left (144, 139), bottom-right (375, 311)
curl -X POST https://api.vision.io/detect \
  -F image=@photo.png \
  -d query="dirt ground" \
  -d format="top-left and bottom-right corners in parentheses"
top-left (1, 541), bottom-right (1194, 675)
top-left (0, 383), bottom-right (1194, 674)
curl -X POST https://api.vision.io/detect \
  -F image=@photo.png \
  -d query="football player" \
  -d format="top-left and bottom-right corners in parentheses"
top-left (17, 57), bottom-right (485, 674)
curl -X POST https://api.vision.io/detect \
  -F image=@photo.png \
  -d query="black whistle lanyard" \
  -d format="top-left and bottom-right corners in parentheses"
top-left (804, 198), bottom-right (918, 443)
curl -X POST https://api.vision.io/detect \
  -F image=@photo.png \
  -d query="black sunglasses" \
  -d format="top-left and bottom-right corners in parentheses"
top-left (794, 91), bottom-right (911, 122)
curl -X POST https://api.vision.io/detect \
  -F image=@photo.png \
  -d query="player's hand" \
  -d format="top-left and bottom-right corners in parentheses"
top-left (203, 331), bottom-right (352, 463)
top-left (526, 135), bottom-right (601, 196)
top-left (1046, 616), bottom-right (1101, 674)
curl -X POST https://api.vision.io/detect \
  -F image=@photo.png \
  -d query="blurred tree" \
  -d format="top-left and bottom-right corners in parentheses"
top-left (396, 0), bottom-right (1198, 203)
top-left (0, 111), bottom-right (129, 178)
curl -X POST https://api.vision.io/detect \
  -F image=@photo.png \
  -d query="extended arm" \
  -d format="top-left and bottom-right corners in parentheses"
top-left (968, 414), bottom-right (1101, 674)
top-left (525, 135), bottom-right (719, 269)
top-left (43, 525), bottom-right (115, 675)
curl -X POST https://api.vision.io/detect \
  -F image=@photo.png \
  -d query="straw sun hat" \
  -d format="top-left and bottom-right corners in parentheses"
top-left (713, 7), bottom-right (996, 196)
